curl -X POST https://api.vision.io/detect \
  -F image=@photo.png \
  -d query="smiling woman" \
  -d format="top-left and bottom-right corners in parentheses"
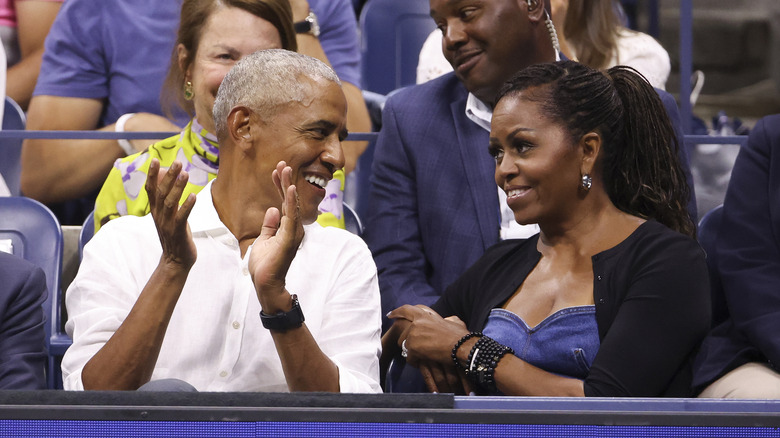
top-left (92, 0), bottom-right (304, 233)
top-left (383, 60), bottom-right (709, 398)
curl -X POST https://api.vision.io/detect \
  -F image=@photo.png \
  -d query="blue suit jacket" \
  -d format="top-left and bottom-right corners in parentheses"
top-left (365, 73), bottom-right (697, 329)
top-left (0, 252), bottom-right (47, 389)
top-left (692, 114), bottom-right (780, 389)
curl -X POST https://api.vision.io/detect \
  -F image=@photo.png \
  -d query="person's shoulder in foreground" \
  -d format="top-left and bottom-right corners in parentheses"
top-left (0, 251), bottom-right (47, 390)
top-left (692, 113), bottom-right (780, 399)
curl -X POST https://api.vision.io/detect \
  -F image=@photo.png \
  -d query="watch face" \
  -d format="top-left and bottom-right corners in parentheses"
top-left (305, 11), bottom-right (320, 37)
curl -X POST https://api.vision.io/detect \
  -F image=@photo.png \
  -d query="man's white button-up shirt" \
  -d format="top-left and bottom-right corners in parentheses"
top-left (63, 181), bottom-right (382, 393)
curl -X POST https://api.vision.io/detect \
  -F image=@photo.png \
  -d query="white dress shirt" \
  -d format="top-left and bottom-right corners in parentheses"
top-left (63, 181), bottom-right (382, 393)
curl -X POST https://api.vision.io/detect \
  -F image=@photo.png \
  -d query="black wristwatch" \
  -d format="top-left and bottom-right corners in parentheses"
top-left (260, 294), bottom-right (305, 331)
top-left (294, 11), bottom-right (320, 38)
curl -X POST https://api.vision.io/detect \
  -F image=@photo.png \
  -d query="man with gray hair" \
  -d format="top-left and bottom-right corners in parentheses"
top-left (62, 49), bottom-right (382, 393)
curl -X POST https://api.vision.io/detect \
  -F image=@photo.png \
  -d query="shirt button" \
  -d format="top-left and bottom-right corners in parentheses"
top-left (232, 321), bottom-right (241, 329)
top-left (242, 267), bottom-right (249, 276)
top-left (597, 275), bottom-right (602, 281)
top-left (598, 298), bottom-right (605, 304)
top-left (219, 371), bottom-right (228, 378)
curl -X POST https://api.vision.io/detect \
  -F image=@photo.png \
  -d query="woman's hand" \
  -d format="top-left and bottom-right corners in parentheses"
top-left (388, 305), bottom-right (473, 394)
top-left (248, 161), bottom-right (305, 312)
top-left (146, 159), bottom-right (197, 270)
top-left (389, 305), bottom-right (468, 364)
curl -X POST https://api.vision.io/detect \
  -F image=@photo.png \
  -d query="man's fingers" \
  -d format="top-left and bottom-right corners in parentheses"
top-left (259, 207), bottom-right (282, 241)
top-left (156, 167), bottom-right (169, 185)
top-left (157, 161), bottom-right (181, 196)
top-left (278, 185), bottom-right (299, 234)
top-left (164, 169), bottom-right (189, 211)
top-left (272, 168), bottom-right (283, 202)
top-left (146, 158), bottom-right (160, 208)
top-left (272, 161), bottom-right (288, 203)
top-left (176, 193), bottom-right (197, 224)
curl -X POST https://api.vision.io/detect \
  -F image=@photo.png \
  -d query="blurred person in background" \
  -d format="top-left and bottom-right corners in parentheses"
top-left (416, 0), bottom-right (670, 89)
top-left (0, 0), bottom-right (63, 110)
top-left (22, 0), bottom-right (369, 225)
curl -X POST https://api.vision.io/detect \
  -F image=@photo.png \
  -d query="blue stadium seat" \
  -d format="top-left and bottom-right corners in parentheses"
top-left (698, 204), bottom-right (726, 327)
top-left (78, 211), bottom-right (95, 261)
top-left (0, 96), bottom-right (26, 196)
top-left (359, 0), bottom-right (436, 94)
top-left (0, 196), bottom-right (65, 389)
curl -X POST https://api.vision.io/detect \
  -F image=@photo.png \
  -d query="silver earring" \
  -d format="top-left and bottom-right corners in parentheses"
top-left (581, 174), bottom-right (592, 191)
top-left (544, 10), bottom-right (561, 61)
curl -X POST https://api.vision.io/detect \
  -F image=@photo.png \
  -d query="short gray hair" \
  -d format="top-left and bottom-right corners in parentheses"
top-left (213, 49), bottom-right (341, 139)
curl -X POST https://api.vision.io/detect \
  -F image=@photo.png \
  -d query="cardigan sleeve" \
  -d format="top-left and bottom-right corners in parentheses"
top-left (584, 230), bottom-right (711, 397)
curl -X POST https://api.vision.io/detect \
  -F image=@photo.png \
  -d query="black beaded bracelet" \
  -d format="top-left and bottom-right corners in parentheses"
top-left (451, 332), bottom-right (482, 371)
top-left (467, 336), bottom-right (514, 393)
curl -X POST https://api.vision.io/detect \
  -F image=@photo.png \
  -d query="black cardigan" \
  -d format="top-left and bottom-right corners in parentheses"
top-left (432, 221), bottom-right (711, 397)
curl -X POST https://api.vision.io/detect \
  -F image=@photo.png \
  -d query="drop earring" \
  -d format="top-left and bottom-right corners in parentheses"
top-left (184, 81), bottom-right (194, 101)
top-left (581, 174), bottom-right (592, 191)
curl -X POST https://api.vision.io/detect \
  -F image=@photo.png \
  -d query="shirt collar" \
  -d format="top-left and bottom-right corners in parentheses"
top-left (463, 50), bottom-right (565, 131)
top-left (188, 179), bottom-right (315, 250)
top-left (465, 93), bottom-right (492, 132)
top-left (188, 180), bottom-right (227, 235)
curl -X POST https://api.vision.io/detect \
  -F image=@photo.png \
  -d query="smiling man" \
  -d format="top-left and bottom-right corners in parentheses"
top-left (62, 50), bottom-right (382, 393)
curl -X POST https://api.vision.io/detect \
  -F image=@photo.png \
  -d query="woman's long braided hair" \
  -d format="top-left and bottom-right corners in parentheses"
top-left (495, 60), bottom-right (695, 238)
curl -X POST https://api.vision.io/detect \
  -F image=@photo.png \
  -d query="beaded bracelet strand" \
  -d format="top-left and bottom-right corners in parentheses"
top-left (468, 336), bottom-right (514, 393)
top-left (451, 332), bottom-right (482, 371)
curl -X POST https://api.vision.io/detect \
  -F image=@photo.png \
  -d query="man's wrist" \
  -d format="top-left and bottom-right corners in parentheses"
top-left (260, 293), bottom-right (305, 331)
top-left (258, 287), bottom-right (293, 314)
top-left (294, 11), bottom-right (320, 38)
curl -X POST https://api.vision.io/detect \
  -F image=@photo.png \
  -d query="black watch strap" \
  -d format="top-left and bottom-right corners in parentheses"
top-left (260, 294), bottom-right (305, 331)
top-left (294, 20), bottom-right (312, 34)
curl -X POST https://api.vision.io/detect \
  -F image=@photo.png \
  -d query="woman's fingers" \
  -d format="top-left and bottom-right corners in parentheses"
top-left (419, 363), bottom-right (440, 394)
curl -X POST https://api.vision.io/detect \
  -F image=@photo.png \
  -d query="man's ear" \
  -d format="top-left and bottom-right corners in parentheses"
top-left (227, 106), bottom-right (254, 151)
top-left (579, 132), bottom-right (601, 176)
top-left (525, 0), bottom-right (546, 23)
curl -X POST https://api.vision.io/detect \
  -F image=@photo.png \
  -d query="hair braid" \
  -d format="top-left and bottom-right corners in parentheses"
top-left (606, 65), bottom-right (694, 237)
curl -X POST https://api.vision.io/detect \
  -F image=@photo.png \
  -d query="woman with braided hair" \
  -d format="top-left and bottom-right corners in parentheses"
top-left (384, 60), bottom-right (710, 397)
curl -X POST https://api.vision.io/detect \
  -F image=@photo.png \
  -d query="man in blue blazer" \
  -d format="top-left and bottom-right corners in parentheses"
top-left (365, 0), bottom-right (697, 332)
top-left (0, 252), bottom-right (47, 389)
top-left (693, 114), bottom-right (780, 398)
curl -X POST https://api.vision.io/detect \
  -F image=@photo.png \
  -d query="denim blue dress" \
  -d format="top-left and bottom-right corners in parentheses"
top-left (482, 306), bottom-right (600, 388)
